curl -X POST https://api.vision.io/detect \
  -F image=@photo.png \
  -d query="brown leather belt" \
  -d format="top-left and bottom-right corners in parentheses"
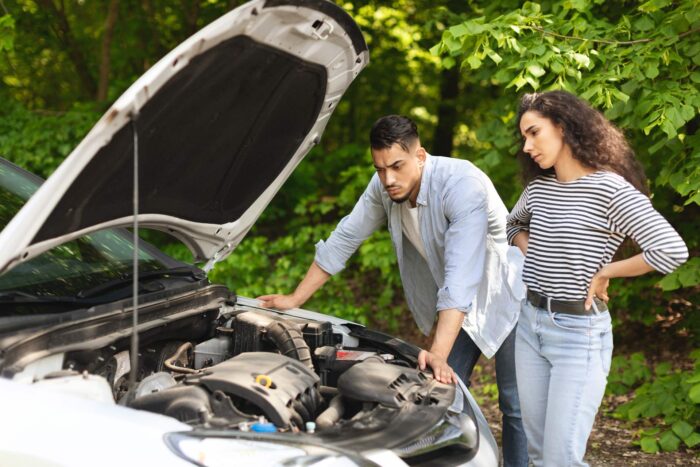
top-left (527, 290), bottom-right (608, 316)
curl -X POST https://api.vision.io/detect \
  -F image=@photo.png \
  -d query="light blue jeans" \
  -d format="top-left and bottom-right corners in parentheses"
top-left (515, 299), bottom-right (613, 467)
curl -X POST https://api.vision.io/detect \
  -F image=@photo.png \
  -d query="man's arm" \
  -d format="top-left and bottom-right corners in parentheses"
top-left (257, 175), bottom-right (387, 310)
top-left (417, 308), bottom-right (463, 384)
top-left (422, 175), bottom-right (488, 384)
top-left (258, 261), bottom-right (330, 310)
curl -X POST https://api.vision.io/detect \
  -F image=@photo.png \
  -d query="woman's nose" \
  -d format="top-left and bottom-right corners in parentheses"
top-left (523, 138), bottom-right (533, 154)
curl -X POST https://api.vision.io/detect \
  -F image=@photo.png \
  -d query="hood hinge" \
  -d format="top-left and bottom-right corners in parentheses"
top-left (203, 243), bottom-right (231, 273)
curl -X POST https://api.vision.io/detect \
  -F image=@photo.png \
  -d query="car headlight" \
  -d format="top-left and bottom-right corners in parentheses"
top-left (164, 432), bottom-right (377, 467)
top-left (393, 381), bottom-right (478, 457)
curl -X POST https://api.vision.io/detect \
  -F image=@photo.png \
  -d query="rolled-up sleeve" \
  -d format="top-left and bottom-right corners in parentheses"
top-left (436, 176), bottom-right (488, 313)
top-left (314, 175), bottom-right (387, 275)
top-left (608, 185), bottom-right (688, 273)
top-left (506, 186), bottom-right (531, 245)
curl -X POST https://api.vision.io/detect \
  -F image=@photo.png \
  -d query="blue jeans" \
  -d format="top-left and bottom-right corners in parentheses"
top-left (515, 299), bottom-right (613, 467)
top-left (448, 327), bottom-right (528, 467)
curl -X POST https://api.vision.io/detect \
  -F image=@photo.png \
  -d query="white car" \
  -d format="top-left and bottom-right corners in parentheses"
top-left (0, 1), bottom-right (499, 466)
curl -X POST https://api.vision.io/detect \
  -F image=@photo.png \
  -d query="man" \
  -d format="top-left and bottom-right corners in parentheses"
top-left (258, 115), bottom-right (527, 466)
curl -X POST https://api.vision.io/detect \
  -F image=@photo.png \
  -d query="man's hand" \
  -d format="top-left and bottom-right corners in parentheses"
top-left (256, 262), bottom-right (332, 311)
top-left (421, 308), bottom-right (463, 384)
top-left (417, 349), bottom-right (456, 384)
top-left (585, 267), bottom-right (610, 310)
top-left (256, 294), bottom-right (300, 310)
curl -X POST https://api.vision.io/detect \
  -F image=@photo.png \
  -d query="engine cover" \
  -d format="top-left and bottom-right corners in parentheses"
top-left (189, 352), bottom-right (321, 428)
top-left (338, 360), bottom-right (448, 408)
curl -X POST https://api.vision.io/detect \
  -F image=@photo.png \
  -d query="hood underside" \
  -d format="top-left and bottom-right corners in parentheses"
top-left (39, 36), bottom-right (327, 243)
top-left (0, 0), bottom-right (368, 275)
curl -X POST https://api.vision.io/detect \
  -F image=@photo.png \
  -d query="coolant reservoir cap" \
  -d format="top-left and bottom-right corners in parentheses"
top-left (251, 422), bottom-right (277, 433)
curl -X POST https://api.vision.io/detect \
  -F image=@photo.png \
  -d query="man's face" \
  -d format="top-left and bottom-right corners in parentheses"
top-left (371, 142), bottom-right (426, 205)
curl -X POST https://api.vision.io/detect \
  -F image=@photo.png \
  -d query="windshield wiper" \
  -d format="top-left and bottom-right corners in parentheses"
top-left (0, 290), bottom-right (97, 305)
top-left (76, 266), bottom-right (206, 299)
top-left (0, 267), bottom-right (206, 306)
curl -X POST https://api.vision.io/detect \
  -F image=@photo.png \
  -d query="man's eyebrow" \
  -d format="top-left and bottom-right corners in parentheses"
top-left (374, 159), bottom-right (403, 169)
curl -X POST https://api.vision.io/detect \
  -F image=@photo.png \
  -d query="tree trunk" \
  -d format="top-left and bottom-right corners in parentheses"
top-left (97, 0), bottom-right (119, 102)
top-left (183, 0), bottom-right (201, 37)
top-left (431, 65), bottom-right (459, 157)
top-left (139, 0), bottom-right (162, 70)
top-left (38, 0), bottom-right (97, 99)
top-left (228, 0), bottom-right (247, 10)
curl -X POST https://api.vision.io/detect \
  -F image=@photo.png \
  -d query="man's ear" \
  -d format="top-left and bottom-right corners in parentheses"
top-left (416, 146), bottom-right (427, 167)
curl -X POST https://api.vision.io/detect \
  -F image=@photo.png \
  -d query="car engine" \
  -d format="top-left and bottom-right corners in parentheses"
top-left (129, 351), bottom-right (322, 429)
top-left (2, 289), bottom-right (481, 460)
top-left (116, 304), bottom-right (456, 439)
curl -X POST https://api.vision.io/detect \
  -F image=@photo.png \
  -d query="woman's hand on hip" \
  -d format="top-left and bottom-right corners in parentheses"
top-left (586, 267), bottom-right (611, 310)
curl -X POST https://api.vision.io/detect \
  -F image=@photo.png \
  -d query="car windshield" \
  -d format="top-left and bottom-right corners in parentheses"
top-left (0, 159), bottom-right (172, 299)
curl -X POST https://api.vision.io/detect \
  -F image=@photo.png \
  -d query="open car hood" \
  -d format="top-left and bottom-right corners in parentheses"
top-left (0, 0), bottom-right (368, 274)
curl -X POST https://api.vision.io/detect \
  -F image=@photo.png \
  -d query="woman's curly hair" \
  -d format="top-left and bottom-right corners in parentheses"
top-left (516, 90), bottom-right (648, 195)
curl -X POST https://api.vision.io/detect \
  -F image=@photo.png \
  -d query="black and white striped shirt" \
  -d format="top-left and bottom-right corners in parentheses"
top-left (506, 171), bottom-right (688, 300)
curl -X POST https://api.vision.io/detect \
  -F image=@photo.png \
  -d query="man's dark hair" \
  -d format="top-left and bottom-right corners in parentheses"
top-left (369, 115), bottom-right (419, 151)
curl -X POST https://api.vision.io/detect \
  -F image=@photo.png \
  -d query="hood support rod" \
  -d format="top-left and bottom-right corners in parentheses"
top-left (129, 115), bottom-right (140, 388)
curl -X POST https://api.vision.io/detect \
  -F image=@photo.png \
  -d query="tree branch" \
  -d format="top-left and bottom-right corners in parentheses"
top-left (37, 0), bottom-right (97, 98)
top-left (97, 0), bottom-right (119, 102)
top-left (183, 0), bottom-right (201, 37)
top-left (530, 26), bottom-right (700, 46)
top-left (432, 66), bottom-right (459, 157)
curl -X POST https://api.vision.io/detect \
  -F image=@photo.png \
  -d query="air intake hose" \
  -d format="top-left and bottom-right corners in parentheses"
top-left (265, 320), bottom-right (313, 370)
top-left (233, 312), bottom-right (314, 370)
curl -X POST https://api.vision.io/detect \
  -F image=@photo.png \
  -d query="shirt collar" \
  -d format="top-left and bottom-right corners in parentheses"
top-left (415, 153), bottom-right (432, 207)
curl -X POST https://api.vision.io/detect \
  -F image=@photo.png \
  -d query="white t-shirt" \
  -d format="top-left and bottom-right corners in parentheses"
top-left (400, 202), bottom-right (428, 261)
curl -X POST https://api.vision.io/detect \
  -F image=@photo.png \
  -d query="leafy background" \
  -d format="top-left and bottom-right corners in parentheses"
top-left (0, 0), bottom-right (698, 459)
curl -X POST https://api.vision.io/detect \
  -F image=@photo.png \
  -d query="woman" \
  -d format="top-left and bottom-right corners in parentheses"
top-left (506, 91), bottom-right (688, 466)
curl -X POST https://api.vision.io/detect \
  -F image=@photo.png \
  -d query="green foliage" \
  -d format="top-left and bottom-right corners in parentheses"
top-left (659, 257), bottom-right (700, 291)
top-left (0, 1), bottom-right (236, 106)
top-left (202, 143), bottom-right (405, 330)
top-left (0, 99), bottom-right (98, 177)
top-left (467, 363), bottom-right (499, 406)
top-left (615, 350), bottom-right (700, 453)
top-left (433, 1), bottom-right (700, 199)
top-left (0, 0), bottom-right (696, 378)
top-left (607, 352), bottom-right (652, 395)
top-left (0, 14), bottom-right (15, 53)
top-left (432, 0), bottom-right (700, 297)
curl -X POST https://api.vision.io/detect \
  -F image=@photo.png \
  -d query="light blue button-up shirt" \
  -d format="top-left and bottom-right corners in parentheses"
top-left (315, 155), bottom-right (522, 357)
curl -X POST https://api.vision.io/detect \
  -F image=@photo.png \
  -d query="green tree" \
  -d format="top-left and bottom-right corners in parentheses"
top-left (432, 0), bottom-right (699, 322)
top-left (0, 0), bottom-right (697, 353)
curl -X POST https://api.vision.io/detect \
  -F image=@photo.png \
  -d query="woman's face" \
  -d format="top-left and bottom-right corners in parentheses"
top-left (519, 110), bottom-right (569, 170)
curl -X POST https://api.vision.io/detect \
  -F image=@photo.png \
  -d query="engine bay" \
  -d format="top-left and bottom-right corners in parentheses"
top-left (23, 292), bottom-right (465, 455)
